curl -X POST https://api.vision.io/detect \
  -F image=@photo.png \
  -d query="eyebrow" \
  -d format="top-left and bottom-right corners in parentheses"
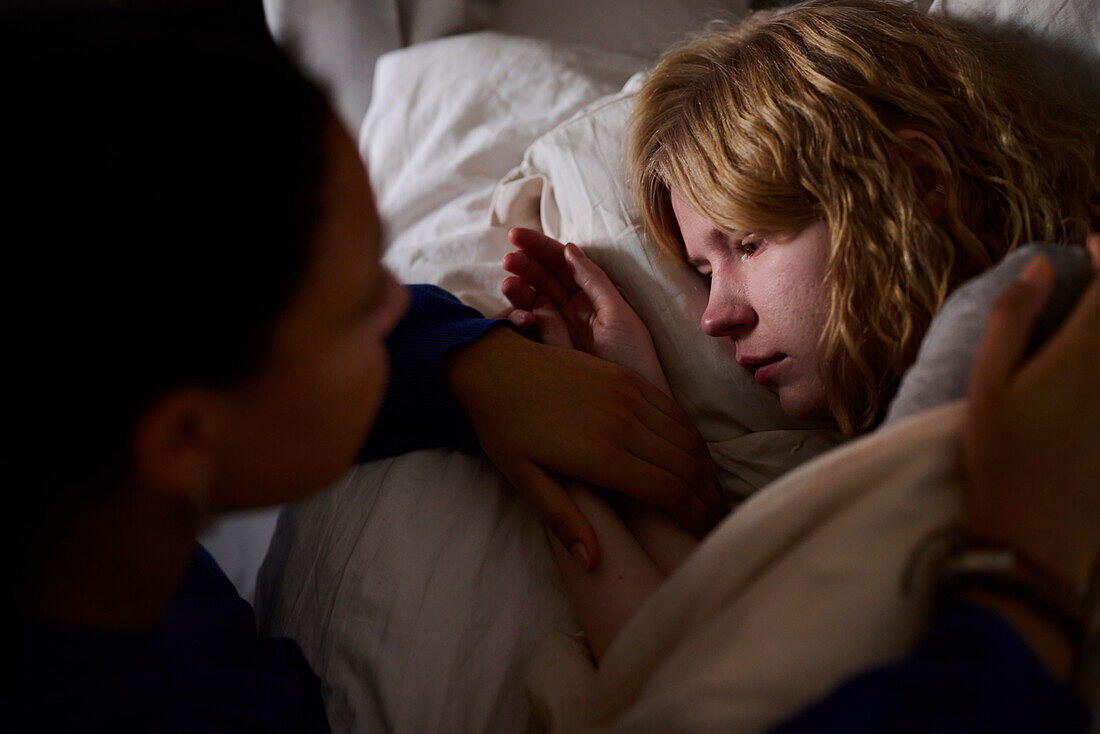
top-left (685, 227), bottom-right (739, 268)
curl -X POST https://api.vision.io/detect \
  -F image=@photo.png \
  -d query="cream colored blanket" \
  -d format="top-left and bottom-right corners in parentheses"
top-left (527, 403), bottom-right (961, 732)
top-left (527, 402), bottom-right (1100, 732)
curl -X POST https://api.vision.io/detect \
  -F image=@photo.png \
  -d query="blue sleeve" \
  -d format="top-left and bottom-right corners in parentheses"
top-left (359, 284), bottom-right (512, 460)
top-left (770, 602), bottom-right (1092, 733)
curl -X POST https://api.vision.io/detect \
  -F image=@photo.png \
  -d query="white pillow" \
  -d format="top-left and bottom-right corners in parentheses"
top-left (929, 0), bottom-right (1100, 57)
top-left (361, 32), bottom-right (648, 317)
top-left (491, 0), bottom-right (751, 61)
top-left (927, 0), bottom-right (1100, 113)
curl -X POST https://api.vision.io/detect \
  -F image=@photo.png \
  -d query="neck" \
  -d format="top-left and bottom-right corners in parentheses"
top-left (22, 484), bottom-right (202, 629)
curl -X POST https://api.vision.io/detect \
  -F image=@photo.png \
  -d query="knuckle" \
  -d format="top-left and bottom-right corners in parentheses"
top-left (610, 410), bottom-right (634, 432)
top-left (543, 512), bottom-right (572, 539)
top-left (598, 401), bottom-right (629, 427)
top-left (662, 476), bottom-right (692, 504)
top-left (601, 434), bottom-right (630, 461)
top-left (587, 440), bottom-right (617, 465)
top-left (611, 363), bottom-right (639, 382)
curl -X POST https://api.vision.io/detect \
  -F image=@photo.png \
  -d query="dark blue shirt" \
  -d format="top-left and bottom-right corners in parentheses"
top-left (15, 546), bottom-right (329, 733)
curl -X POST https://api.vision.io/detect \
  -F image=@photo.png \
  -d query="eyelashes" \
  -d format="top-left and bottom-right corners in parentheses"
top-left (689, 229), bottom-right (771, 280)
top-left (736, 234), bottom-right (766, 257)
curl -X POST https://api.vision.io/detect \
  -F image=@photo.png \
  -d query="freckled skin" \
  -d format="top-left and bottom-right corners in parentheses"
top-left (671, 191), bottom-right (831, 419)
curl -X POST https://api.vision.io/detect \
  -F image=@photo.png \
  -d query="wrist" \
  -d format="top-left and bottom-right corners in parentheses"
top-left (930, 535), bottom-right (1098, 677)
top-left (443, 324), bottom-right (521, 413)
top-left (965, 511), bottom-right (1096, 592)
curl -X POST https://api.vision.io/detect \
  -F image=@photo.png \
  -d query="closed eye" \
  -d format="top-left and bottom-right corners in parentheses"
top-left (739, 228), bottom-right (796, 256)
top-left (737, 234), bottom-right (763, 256)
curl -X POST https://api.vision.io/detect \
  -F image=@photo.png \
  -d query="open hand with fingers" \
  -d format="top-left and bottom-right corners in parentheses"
top-left (960, 233), bottom-right (1100, 677)
top-left (445, 327), bottom-right (725, 569)
top-left (964, 234), bottom-right (1100, 592)
top-left (502, 227), bottom-right (671, 394)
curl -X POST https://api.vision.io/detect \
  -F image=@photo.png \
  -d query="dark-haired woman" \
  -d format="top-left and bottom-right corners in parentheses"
top-left (4, 9), bottom-right (720, 731)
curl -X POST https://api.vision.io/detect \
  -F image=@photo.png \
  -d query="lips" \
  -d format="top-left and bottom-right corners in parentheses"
top-left (737, 354), bottom-right (785, 385)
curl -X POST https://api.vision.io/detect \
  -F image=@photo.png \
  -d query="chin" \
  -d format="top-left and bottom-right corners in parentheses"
top-left (778, 391), bottom-right (830, 422)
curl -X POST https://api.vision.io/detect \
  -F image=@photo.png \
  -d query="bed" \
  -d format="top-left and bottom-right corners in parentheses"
top-left (200, 1), bottom-right (1100, 731)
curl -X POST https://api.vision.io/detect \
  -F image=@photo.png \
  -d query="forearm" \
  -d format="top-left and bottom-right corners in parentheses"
top-left (550, 482), bottom-right (666, 663)
top-left (620, 500), bottom-right (699, 576)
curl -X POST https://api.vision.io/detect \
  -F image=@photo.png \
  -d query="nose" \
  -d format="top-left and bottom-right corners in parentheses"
top-left (700, 281), bottom-right (755, 338)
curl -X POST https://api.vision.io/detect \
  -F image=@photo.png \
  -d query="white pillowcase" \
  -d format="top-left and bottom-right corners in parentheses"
top-left (929, 0), bottom-right (1100, 57)
top-left (491, 0), bottom-right (751, 61)
top-left (927, 0), bottom-right (1100, 115)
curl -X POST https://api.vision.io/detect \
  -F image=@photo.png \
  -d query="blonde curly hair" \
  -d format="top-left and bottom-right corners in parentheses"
top-left (629, 0), bottom-right (1100, 435)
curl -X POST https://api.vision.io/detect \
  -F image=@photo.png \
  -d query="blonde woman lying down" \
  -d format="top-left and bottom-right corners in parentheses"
top-left (503, 0), bottom-right (1099, 729)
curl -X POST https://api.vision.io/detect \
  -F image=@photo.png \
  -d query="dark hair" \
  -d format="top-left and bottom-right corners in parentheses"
top-left (5, 6), bottom-right (328, 545)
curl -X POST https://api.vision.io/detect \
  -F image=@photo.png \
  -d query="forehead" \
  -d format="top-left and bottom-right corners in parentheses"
top-left (669, 190), bottom-right (703, 228)
top-left (670, 190), bottom-right (726, 261)
top-left (320, 115), bottom-right (379, 239)
top-left (670, 190), bottom-right (708, 236)
top-left (310, 117), bottom-right (380, 271)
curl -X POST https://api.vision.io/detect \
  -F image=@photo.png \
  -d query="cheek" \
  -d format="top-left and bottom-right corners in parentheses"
top-left (342, 338), bottom-right (389, 426)
top-left (212, 342), bottom-right (389, 511)
top-left (763, 260), bottom-right (830, 343)
top-left (310, 334), bottom-right (389, 452)
top-left (779, 381), bottom-right (830, 420)
top-left (750, 263), bottom-right (806, 330)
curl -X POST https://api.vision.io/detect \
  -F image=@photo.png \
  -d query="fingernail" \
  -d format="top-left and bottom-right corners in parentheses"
top-left (570, 541), bottom-right (590, 570)
top-left (565, 243), bottom-right (584, 259)
top-left (1017, 256), bottom-right (1047, 284)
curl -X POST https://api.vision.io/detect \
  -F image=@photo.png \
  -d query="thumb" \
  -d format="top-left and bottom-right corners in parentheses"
top-left (532, 295), bottom-right (575, 349)
top-left (564, 243), bottom-right (622, 316)
top-left (968, 255), bottom-right (1056, 411)
top-left (510, 460), bottom-right (600, 570)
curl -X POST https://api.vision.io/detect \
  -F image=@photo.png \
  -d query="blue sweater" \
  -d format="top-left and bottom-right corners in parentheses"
top-left (10, 285), bottom-right (1091, 732)
top-left (772, 602), bottom-right (1090, 733)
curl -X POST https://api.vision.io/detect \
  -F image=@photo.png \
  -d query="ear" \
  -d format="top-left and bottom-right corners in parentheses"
top-left (895, 128), bottom-right (951, 221)
top-left (130, 387), bottom-right (221, 510)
